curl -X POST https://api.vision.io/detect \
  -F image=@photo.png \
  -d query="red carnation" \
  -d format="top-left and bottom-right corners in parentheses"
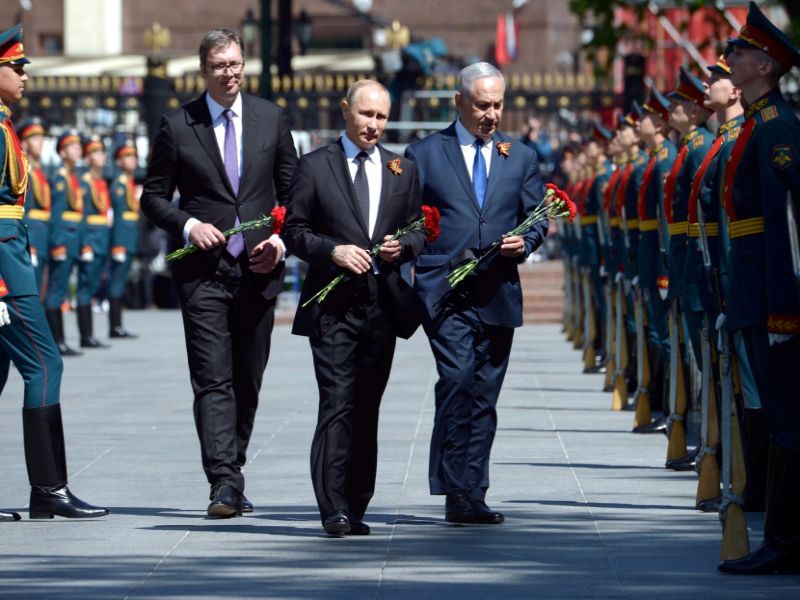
top-left (545, 182), bottom-right (559, 192)
top-left (270, 205), bottom-right (286, 234)
top-left (422, 204), bottom-right (441, 242)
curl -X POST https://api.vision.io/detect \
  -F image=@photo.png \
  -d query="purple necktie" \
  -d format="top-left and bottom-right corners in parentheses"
top-left (223, 108), bottom-right (244, 258)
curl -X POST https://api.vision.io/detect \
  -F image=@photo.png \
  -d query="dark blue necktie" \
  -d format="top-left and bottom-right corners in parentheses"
top-left (354, 151), bottom-right (370, 228)
top-left (223, 108), bottom-right (244, 258)
top-left (472, 138), bottom-right (487, 208)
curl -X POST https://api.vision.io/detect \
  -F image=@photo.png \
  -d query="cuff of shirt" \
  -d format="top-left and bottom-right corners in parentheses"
top-left (270, 234), bottom-right (287, 262)
top-left (183, 218), bottom-right (200, 247)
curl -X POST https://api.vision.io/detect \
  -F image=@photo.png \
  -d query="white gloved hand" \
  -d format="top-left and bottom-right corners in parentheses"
top-left (769, 333), bottom-right (794, 346)
top-left (80, 250), bottom-right (95, 263)
top-left (632, 275), bottom-right (639, 288)
top-left (0, 302), bottom-right (9, 327)
top-left (599, 264), bottom-right (608, 278)
top-left (715, 313), bottom-right (726, 331)
top-left (111, 251), bottom-right (127, 264)
top-left (658, 287), bottom-right (668, 301)
top-left (623, 278), bottom-right (632, 296)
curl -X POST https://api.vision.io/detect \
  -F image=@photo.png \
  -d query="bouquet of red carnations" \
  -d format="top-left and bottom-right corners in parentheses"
top-left (302, 205), bottom-right (441, 306)
top-left (446, 184), bottom-right (575, 288)
top-left (165, 206), bottom-right (286, 262)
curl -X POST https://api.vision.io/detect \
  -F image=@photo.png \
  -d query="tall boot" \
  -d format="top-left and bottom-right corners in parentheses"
top-left (23, 404), bottom-right (109, 519)
top-left (77, 304), bottom-right (109, 349)
top-left (109, 297), bottom-right (137, 339)
top-left (741, 408), bottom-right (769, 512)
top-left (719, 446), bottom-right (800, 574)
top-left (45, 307), bottom-right (82, 357)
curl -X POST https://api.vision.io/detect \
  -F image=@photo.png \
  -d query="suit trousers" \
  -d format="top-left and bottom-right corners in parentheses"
top-left (425, 300), bottom-right (514, 501)
top-left (309, 279), bottom-right (396, 523)
top-left (179, 254), bottom-right (275, 493)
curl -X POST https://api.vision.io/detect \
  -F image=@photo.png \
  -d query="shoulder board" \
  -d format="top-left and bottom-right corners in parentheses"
top-left (692, 135), bottom-right (706, 149)
top-left (658, 148), bottom-right (669, 161)
top-left (57, 166), bottom-right (68, 176)
top-left (727, 126), bottom-right (741, 142)
top-left (118, 173), bottom-right (129, 184)
top-left (760, 106), bottom-right (779, 123)
top-left (81, 172), bottom-right (93, 183)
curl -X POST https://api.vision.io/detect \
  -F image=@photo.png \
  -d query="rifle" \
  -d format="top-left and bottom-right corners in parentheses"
top-left (612, 275), bottom-right (629, 410)
top-left (632, 284), bottom-right (652, 430)
top-left (698, 207), bottom-right (749, 560)
top-left (787, 191), bottom-right (800, 302)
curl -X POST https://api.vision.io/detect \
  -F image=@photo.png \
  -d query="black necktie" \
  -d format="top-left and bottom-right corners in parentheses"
top-left (354, 151), bottom-right (370, 228)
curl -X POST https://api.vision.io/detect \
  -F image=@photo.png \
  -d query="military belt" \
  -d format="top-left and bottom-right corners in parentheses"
top-left (639, 219), bottom-right (658, 232)
top-left (688, 222), bottom-right (718, 238)
top-left (86, 215), bottom-right (110, 226)
top-left (61, 211), bottom-right (82, 222)
top-left (609, 217), bottom-right (620, 227)
top-left (27, 208), bottom-right (50, 221)
top-left (581, 215), bottom-right (598, 225)
top-left (729, 217), bottom-right (764, 239)
top-left (122, 211), bottom-right (139, 221)
top-left (0, 205), bottom-right (25, 219)
top-left (667, 221), bottom-right (688, 236)
top-left (627, 219), bottom-right (639, 230)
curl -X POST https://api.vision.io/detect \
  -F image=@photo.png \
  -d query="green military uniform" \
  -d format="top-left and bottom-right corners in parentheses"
top-left (17, 118), bottom-right (50, 290)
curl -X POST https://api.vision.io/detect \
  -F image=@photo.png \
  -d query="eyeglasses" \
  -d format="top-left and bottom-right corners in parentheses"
top-left (206, 61), bottom-right (244, 75)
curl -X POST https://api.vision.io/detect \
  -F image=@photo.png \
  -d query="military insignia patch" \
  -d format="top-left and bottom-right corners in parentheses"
top-left (56, 182), bottom-right (65, 191)
top-left (760, 106), bottom-right (778, 122)
top-left (771, 145), bottom-right (793, 170)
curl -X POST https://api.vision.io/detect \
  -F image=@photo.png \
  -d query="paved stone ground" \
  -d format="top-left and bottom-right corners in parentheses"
top-left (1, 309), bottom-right (798, 599)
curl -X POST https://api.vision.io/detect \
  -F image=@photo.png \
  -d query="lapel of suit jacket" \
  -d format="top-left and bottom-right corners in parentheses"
top-left (186, 93), bottom-right (236, 201)
top-left (326, 140), bottom-right (370, 240)
top-left (482, 134), bottom-right (507, 214)
top-left (371, 145), bottom-right (396, 244)
top-left (239, 94), bottom-right (259, 197)
top-left (440, 124), bottom-right (480, 215)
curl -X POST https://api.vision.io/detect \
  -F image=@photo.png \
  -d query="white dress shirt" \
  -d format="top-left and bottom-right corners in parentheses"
top-left (341, 134), bottom-right (383, 239)
top-left (455, 118), bottom-right (492, 184)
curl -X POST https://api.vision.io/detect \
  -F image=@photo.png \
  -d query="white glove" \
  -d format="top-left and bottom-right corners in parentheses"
top-left (769, 333), bottom-right (794, 346)
top-left (632, 275), bottom-right (639, 288)
top-left (0, 302), bottom-right (9, 327)
top-left (80, 249), bottom-right (95, 263)
top-left (658, 287), bottom-right (668, 301)
top-left (30, 252), bottom-right (38, 268)
top-left (111, 251), bottom-right (127, 263)
top-left (715, 313), bottom-right (726, 331)
top-left (614, 271), bottom-right (623, 284)
top-left (623, 278), bottom-right (632, 296)
top-left (599, 264), bottom-right (608, 278)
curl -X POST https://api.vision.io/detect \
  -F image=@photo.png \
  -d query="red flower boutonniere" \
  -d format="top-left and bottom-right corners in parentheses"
top-left (496, 142), bottom-right (511, 158)
top-left (387, 158), bottom-right (404, 176)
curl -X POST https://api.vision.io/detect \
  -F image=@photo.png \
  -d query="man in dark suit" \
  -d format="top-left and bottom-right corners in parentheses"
top-left (283, 80), bottom-right (426, 535)
top-left (405, 62), bottom-right (546, 524)
top-left (141, 28), bottom-right (297, 518)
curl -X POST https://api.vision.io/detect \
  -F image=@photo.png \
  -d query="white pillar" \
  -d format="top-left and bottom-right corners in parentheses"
top-left (64, 0), bottom-right (123, 56)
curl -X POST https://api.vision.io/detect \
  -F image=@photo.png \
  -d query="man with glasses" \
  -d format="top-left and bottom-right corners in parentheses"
top-left (142, 28), bottom-right (297, 518)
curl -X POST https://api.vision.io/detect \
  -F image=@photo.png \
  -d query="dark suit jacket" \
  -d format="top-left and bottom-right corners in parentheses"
top-left (140, 92), bottom-right (298, 300)
top-left (283, 140), bottom-right (426, 340)
top-left (405, 123), bottom-right (546, 328)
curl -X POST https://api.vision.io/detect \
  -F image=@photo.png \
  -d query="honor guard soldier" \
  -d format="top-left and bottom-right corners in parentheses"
top-left (17, 117), bottom-right (50, 290)
top-left (43, 130), bottom-right (84, 356)
top-left (697, 54), bottom-right (768, 513)
top-left (0, 24), bottom-right (108, 522)
top-left (634, 88), bottom-right (676, 433)
top-left (76, 135), bottom-right (111, 349)
top-left (108, 140), bottom-right (139, 338)
top-left (663, 66), bottom-right (714, 470)
top-left (717, 1), bottom-right (800, 575)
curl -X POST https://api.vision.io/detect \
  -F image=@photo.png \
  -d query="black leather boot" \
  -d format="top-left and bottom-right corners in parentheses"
top-left (1, 510), bottom-right (21, 521)
top-left (45, 307), bottom-right (82, 357)
top-left (108, 297), bottom-right (137, 339)
top-left (719, 446), bottom-right (800, 574)
top-left (742, 408), bottom-right (769, 512)
top-left (23, 405), bottom-right (109, 519)
top-left (77, 304), bottom-right (109, 349)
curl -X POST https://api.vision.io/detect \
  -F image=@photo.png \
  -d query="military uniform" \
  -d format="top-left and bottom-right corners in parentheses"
top-left (43, 131), bottom-right (84, 356)
top-left (0, 24), bottom-right (107, 522)
top-left (107, 141), bottom-right (140, 338)
top-left (17, 118), bottom-right (50, 291)
top-left (718, 1), bottom-right (800, 575)
top-left (75, 136), bottom-right (111, 349)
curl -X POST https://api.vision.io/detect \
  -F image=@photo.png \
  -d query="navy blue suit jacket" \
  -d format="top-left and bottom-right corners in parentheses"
top-left (405, 122), bottom-right (546, 328)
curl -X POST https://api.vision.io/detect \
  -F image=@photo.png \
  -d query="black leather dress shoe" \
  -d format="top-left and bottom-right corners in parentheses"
top-left (665, 446), bottom-right (700, 471)
top-left (29, 486), bottom-right (109, 519)
top-left (1, 510), bottom-right (21, 521)
top-left (80, 336), bottom-right (110, 349)
top-left (323, 510), bottom-right (351, 535)
top-left (347, 520), bottom-right (371, 535)
top-left (633, 415), bottom-right (668, 434)
top-left (241, 496), bottom-right (253, 513)
top-left (718, 543), bottom-right (800, 575)
top-left (207, 484), bottom-right (242, 518)
top-left (445, 491), bottom-right (474, 524)
top-left (57, 343), bottom-right (82, 357)
top-left (110, 327), bottom-right (138, 339)
top-left (470, 500), bottom-right (505, 524)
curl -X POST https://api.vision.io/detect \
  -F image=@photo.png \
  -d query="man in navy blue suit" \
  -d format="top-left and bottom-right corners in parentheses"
top-left (405, 62), bottom-right (547, 524)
